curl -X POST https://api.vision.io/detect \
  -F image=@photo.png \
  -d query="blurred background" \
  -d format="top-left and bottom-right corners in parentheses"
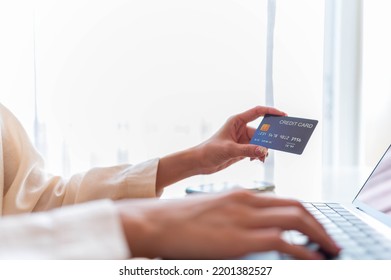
top-left (1, 0), bottom-right (390, 201)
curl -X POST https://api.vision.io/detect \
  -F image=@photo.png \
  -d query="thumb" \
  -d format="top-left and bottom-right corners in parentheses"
top-left (234, 144), bottom-right (268, 158)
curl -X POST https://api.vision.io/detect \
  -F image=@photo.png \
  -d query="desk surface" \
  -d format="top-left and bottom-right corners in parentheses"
top-left (161, 166), bottom-right (372, 204)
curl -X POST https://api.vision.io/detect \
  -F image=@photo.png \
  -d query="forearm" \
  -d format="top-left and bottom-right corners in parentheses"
top-left (156, 147), bottom-right (202, 193)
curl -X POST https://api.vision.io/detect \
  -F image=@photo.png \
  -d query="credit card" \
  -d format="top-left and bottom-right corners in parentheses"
top-left (250, 114), bottom-right (318, 155)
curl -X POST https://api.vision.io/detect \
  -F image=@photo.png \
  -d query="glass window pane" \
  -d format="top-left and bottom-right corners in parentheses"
top-left (35, 0), bottom-right (268, 185)
top-left (361, 1), bottom-right (391, 167)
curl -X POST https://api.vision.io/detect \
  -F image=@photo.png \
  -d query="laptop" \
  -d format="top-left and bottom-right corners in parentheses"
top-left (245, 144), bottom-right (391, 260)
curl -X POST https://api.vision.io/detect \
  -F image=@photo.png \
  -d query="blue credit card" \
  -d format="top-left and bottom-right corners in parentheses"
top-left (250, 114), bottom-right (318, 155)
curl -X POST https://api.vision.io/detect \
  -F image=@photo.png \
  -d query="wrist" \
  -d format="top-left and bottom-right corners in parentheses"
top-left (184, 145), bottom-right (205, 175)
top-left (117, 203), bottom-right (155, 258)
top-left (156, 146), bottom-right (203, 192)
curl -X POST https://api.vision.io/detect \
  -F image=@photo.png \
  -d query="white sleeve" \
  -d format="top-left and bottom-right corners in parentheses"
top-left (0, 103), bottom-right (159, 215)
top-left (0, 200), bottom-right (131, 259)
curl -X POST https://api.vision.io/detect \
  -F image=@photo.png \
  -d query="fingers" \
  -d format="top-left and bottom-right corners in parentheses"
top-left (231, 143), bottom-right (268, 159)
top-left (242, 229), bottom-right (325, 260)
top-left (250, 150), bottom-right (268, 162)
top-left (236, 106), bottom-right (287, 124)
top-left (221, 191), bottom-right (340, 257)
top-left (277, 243), bottom-right (324, 260)
top-left (246, 126), bottom-right (257, 139)
top-left (250, 207), bottom-right (338, 255)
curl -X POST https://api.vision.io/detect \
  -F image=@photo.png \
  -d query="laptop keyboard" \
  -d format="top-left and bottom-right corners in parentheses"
top-left (283, 202), bottom-right (391, 260)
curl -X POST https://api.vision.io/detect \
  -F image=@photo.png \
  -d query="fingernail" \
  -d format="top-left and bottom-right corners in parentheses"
top-left (330, 239), bottom-right (341, 252)
top-left (255, 146), bottom-right (267, 156)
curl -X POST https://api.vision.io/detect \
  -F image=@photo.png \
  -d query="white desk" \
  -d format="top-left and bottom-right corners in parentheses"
top-left (161, 166), bottom-right (372, 204)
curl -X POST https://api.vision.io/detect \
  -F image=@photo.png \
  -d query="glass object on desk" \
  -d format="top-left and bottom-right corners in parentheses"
top-left (185, 180), bottom-right (275, 195)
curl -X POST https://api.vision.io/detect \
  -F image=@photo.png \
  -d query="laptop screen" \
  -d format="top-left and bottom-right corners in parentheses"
top-left (353, 145), bottom-right (391, 225)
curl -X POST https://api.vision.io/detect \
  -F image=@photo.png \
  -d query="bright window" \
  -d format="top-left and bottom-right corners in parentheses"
top-left (361, 1), bottom-right (391, 166)
top-left (1, 0), bottom-right (341, 200)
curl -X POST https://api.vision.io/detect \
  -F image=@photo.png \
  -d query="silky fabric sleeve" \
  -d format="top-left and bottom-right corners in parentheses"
top-left (0, 199), bottom-right (131, 259)
top-left (0, 103), bottom-right (159, 215)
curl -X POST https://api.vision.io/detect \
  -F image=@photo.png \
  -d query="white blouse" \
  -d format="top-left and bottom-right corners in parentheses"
top-left (0, 103), bottom-right (160, 259)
